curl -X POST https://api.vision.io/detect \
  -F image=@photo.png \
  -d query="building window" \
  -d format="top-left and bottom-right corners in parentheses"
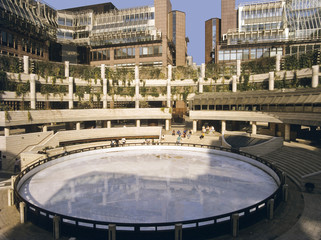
top-left (58, 17), bottom-right (65, 25)
top-left (66, 18), bottom-right (73, 27)
top-left (1, 31), bottom-right (7, 46)
top-left (114, 47), bottom-right (135, 59)
top-left (139, 46), bottom-right (162, 57)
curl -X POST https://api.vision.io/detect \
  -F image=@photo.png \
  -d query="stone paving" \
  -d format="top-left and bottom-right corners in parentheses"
top-left (0, 134), bottom-right (320, 240)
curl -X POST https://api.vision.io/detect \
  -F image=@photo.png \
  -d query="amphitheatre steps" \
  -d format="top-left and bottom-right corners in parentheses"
top-left (262, 143), bottom-right (321, 189)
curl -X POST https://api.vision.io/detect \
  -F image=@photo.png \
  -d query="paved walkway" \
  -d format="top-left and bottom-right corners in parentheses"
top-left (0, 135), bottom-right (320, 240)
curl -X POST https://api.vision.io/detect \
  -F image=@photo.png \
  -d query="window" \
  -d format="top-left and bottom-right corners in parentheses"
top-left (139, 46), bottom-right (162, 57)
top-left (1, 31), bottom-right (7, 46)
top-left (8, 33), bottom-right (13, 47)
top-left (58, 17), bottom-right (65, 25)
top-left (250, 49), bottom-right (256, 59)
top-left (66, 18), bottom-right (72, 26)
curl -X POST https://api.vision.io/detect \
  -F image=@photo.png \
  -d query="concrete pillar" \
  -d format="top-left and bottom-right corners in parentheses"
top-left (107, 121), bottom-right (111, 129)
top-left (267, 199), bottom-right (274, 220)
top-left (282, 172), bottom-right (287, 185)
top-left (65, 61), bottom-right (69, 78)
top-left (23, 56), bottom-right (29, 74)
top-left (199, 78), bottom-right (203, 93)
top-left (8, 188), bottom-right (14, 206)
top-left (135, 64), bottom-right (139, 80)
top-left (221, 120), bottom-right (226, 135)
top-left (101, 64), bottom-right (106, 80)
top-left (135, 79), bottom-right (140, 109)
top-left (68, 77), bottom-right (74, 109)
top-left (312, 65), bottom-right (319, 88)
top-left (232, 75), bottom-right (237, 93)
top-left (175, 224), bottom-right (182, 240)
top-left (103, 78), bottom-right (108, 109)
top-left (167, 79), bottom-right (171, 108)
top-left (231, 213), bottom-right (239, 237)
top-left (30, 74), bottom-right (36, 110)
top-left (283, 184), bottom-right (288, 202)
top-left (136, 119), bottom-right (141, 127)
top-left (236, 59), bottom-right (241, 77)
top-left (108, 224), bottom-right (116, 240)
top-left (20, 202), bottom-right (26, 224)
top-left (201, 63), bottom-right (206, 79)
top-left (76, 122), bottom-right (81, 131)
top-left (43, 125), bottom-right (48, 132)
top-left (252, 121), bottom-right (257, 135)
top-left (165, 119), bottom-right (170, 131)
top-left (168, 65), bottom-right (172, 80)
top-left (269, 72), bottom-right (275, 91)
top-left (5, 127), bottom-right (10, 136)
top-left (284, 124), bottom-right (291, 141)
top-left (193, 120), bottom-right (197, 133)
top-left (53, 216), bottom-right (61, 240)
top-left (11, 176), bottom-right (16, 189)
top-left (276, 54), bottom-right (282, 72)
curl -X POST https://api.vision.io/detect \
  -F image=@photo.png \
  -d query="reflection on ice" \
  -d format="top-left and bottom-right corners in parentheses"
top-left (19, 147), bottom-right (278, 223)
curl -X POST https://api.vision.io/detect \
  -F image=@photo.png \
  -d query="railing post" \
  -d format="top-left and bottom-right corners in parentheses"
top-left (65, 61), bottom-right (69, 78)
top-left (20, 202), bottom-right (27, 224)
top-left (282, 184), bottom-right (288, 202)
top-left (231, 213), bottom-right (239, 237)
top-left (135, 65), bottom-right (140, 109)
top-left (267, 199), bottom-right (274, 220)
top-left (103, 78), bottom-right (108, 109)
top-left (8, 188), bottom-right (14, 206)
top-left (276, 54), bottom-right (282, 72)
top-left (312, 65), bottom-right (319, 88)
top-left (53, 215), bottom-right (61, 240)
top-left (167, 65), bottom-right (172, 108)
top-left (237, 59), bottom-right (241, 77)
top-left (68, 77), bottom-right (74, 109)
top-left (108, 224), bottom-right (116, 240)
top-left (175, 223), bottom-right (182, 240)
top-left (232, 75), bottom-right (237, 93)
top-left (30, 74), bottom-right (36, 109)
top-left (193, 120), bottom-right (197, 133)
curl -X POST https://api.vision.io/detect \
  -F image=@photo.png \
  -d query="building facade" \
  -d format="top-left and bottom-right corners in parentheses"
top-left (1, 0), bottom-right (187, 67)
top-left (205, 18), bottom-right (221, 64)
top-left (0, 0), bottom-right (57, 61)
top-left (206, 0), bottom-right (321, 64)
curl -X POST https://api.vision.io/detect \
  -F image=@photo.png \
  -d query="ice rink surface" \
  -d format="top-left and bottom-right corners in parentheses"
top-left (19, 147), bottom-right (278, 223)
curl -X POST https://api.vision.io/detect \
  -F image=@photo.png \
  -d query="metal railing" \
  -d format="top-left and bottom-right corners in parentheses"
top-left (13, 142), bottom-right (284, 240)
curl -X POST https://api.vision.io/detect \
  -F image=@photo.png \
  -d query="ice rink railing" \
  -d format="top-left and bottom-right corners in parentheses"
top-left (13, 142), bottom-right (285, 239)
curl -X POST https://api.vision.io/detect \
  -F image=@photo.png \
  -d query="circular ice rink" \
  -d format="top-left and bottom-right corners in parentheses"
top-left (19, 146), bottom-right (279, 224)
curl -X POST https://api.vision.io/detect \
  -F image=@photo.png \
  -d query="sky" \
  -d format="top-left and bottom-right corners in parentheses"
top-left (44, 0), bottom-right (247, 65)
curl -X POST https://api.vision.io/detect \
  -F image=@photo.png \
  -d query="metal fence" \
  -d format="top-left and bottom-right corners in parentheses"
top-left (13, 142), bottom-right (284, 240)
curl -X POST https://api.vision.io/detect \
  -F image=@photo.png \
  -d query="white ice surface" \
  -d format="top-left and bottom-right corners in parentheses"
top-left (19, 147), bottom-right (278, 223)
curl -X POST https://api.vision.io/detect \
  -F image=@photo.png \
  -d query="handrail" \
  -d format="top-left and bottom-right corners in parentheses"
top-left (13, 142), bottom-right (284, 239)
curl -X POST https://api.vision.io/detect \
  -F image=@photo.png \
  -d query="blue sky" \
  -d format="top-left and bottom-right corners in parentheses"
top-left (44, 0), bottom-right (245, 65)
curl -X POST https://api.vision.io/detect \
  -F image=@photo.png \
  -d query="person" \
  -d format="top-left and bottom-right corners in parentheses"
top-left (172, 130), bottom-right (175, 136)
top-left (14, 158), bottom-right (21, 173)
top-left (111, 140), bottom-right (115, 147)
top-left (176, 135), bottom-right (182, 144)
top-left (187, 131), bottom-right (191, 139)
top-left (177, 130), bottom-right (181, 136)
top-left (161, 134), bottom-right (165, 141)
top-left (121, 138), bottom-right (126, 145)
top-left (199, 133), bottom-right (205, 140)
top-left (115, 139), bottom-right (119, 147)
top-left (206, 126), bottom-right (210, 134)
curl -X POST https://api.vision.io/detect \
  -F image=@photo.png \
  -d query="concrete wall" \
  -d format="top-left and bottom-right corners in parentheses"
top-left (240, 137), bottom-right (283, 157)
top-left (0, 131), bottom-right (53, 170)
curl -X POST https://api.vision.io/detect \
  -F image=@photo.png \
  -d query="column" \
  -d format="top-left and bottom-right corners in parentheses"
top-left (231, 213), bottom-right (239, 237)
top-left (284, 124), bottom-right (290, 141)
top-left (68, 77), bottom-right (74, 109)
top-left (30, 74), bottom-right (36, 110)
top-left (232, 75), bottom-right (237, 93)
top-left (199, 63), bottom-right (205, 93)
top-left (165, 119), bottom-right (170, 131)
top-left (108, 224), bottom-right (116, 240)
top-left (23, 56), bottom-right (29, 74)
top-left (53, 216), bottom-right (61, 240)
top-left (236, 59), bottom-right (241, 77)
top-left (276, 54), bottom-right (282, 72)
top-left (76, 122), bottom-right (81, 131)
top-left (4, 128), bottom-right (10, 137)
top-left (20, 202), bottom-right (26, 224)
top-left (136, 119), bottom-right (141, 128)
top-left (175, 224), bottom-right (182, 240)
top-left (103, 78), bottom-right (108, 109)
top-left (269, 72), bottom-right (275, 91)
top-left (167, 65), bottom-right (172, 108)
top-left (135, 65), bottom-right (140, 109)
top-left (312, 65), bottom-right (319, 88)
top-left (252, 121), bottom-right (257, 135)
top-left (193, 120), bottom-right (197, 133)
top-left (107, 121), bottom-right (111, 129)
top-left (221, 120), bottom-right (226, 135)
top-left (101, 64), bottom-right (106, 80)
top-left (65, 61), bottom-right (69, 78)
top-left (43, 125), bottom-right (48, 132)
top-left (267, 199), bottom-right (274, 220)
